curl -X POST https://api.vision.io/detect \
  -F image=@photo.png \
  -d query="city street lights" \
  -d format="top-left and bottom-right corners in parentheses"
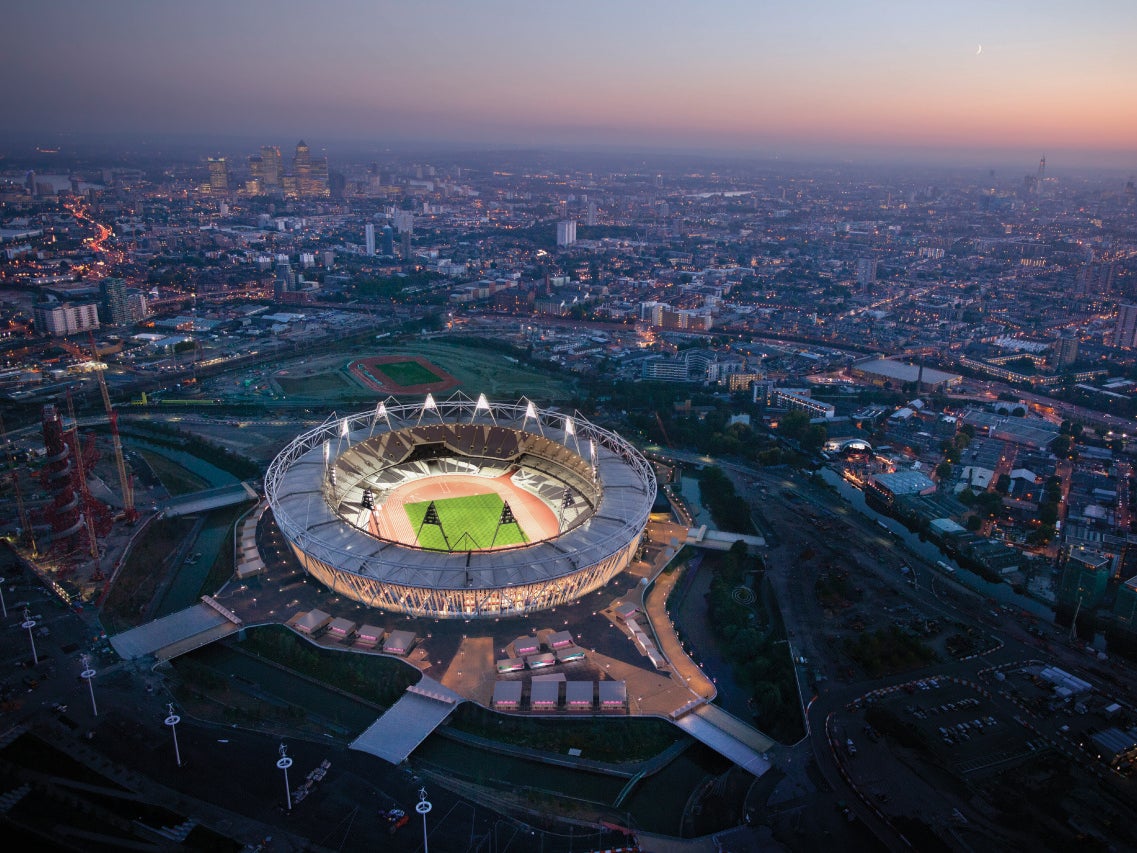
top-left (416, 787), bottom-right (432, 853)
top-left (164, 703), bottom-right (182, 767)
top-left (80, 654), bottom-right (97, 716)
top-left (276, 743), bottom-right (293, 811)
top-left (21, 607), bottom-right (37, 664)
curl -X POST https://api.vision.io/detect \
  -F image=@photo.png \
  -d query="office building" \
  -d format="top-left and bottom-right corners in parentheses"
top-left (259, 145), bottom-right (282, 187)
top-left (207, 157), bottom-right (229, 193)
top-left (382, 225), bottom-right (394, 255)
top-left (365, 223), bottom-right (376, 256)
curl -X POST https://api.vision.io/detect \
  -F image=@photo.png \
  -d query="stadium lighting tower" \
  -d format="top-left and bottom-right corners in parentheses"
top-left (80, 653), bottom-right (97, 716)
top-left (276, 742), bottom-right (294, 811)
top-left (164, 703), bottom-right (182, 767)
top-left (21, 607), bottom-right (37, 664)
top-left (416, 786), bottom-right (433, 852)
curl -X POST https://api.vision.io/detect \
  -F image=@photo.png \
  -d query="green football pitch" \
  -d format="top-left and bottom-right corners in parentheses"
top-left (404, 492), bottom-right (528, 551)
top-left (377, 360), bottom-right (443, 387)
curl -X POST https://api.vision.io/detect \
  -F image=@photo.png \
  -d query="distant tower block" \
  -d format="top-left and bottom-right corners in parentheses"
top-left (856, 257), bottom-right (877, 291)
top-left (556, 220), bottom-right (577, 247)
top-left (1115, 303), bottom-right (1137, 349)
top-left (365, 223), bottom-right (376, 256)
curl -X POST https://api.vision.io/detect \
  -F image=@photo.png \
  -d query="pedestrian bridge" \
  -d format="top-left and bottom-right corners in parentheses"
top-left (685, 524), bottom-right (766, 553)
top-left (672, 703), bottom-right (773, 777)
top-left (109, 597), bottom-right (242, 661)
top-left (349, 677), bottom-right (464, 765)
top-left (159, 482), bottom-right (259, 518)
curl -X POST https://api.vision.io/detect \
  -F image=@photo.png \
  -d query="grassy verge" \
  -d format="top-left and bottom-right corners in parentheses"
top-left (446, 703), bottom-right (682, 763)
top-left (199, 500), bottom-right (256, 597)
top-left (235, 624), bottom-right (418, 708)
top-left (136, 448), bottom-right (209, 495)
top-left (100, 516), bottom-right (197, 633)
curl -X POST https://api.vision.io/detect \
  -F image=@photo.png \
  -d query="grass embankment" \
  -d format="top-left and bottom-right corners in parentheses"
top-left (100, 516), bottom-right (197, 633)
top-left (136, 449), bottom-right (209, 495)
top-left (198, 500), bottom-right (256, 597)
top-left (446, 703), bottom-right (683, 763)
top-left (236, 624), bottom-right (418, 707)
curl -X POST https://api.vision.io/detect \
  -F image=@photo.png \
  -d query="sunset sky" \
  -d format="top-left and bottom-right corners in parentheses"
top-left (5, 0), bottom-right (1135, 164)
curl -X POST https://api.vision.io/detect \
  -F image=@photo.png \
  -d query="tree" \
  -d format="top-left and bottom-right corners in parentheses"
top-left (935, 462), bottom-right (953, 481)
top-left (778, 409), bottom-right (810, 440)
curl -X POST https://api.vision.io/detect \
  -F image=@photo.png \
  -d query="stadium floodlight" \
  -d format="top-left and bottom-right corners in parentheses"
top-left (471, 393), bottom-right (496, 424)
top-left (369, 399), bottom-right (392, 437)
top-left (416, 787), bottom-right (433, 853)
top-left (417, 393), bottom-right (438, 425)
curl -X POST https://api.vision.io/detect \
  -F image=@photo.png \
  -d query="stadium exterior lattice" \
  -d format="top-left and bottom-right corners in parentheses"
top-left (265, 395), bottom-right (656, 619)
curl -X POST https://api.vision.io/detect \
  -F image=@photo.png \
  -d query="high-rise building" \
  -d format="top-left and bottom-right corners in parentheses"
top-left (586, 201), bottom-right (598, 227)
top-left (382, 225), bottom-right (394, 256)
top-left (260, 145), bottom-right (282, 187)
top-left (207, 157), bottom-right (229, 193)
top-left (856, 257), bottom-right (877, 290)
top-left (556, 220), bottom-right (577, 247)
top-left (365, 223), bottom-right (376, 256)
top-left (293, 140), bottom-right (312, 195)
top-left (1053, 331), bottom-right (1079, 368)
top-left (1114, 303), bottom-right (1137, 348)
top-left (100, 277), bottom-right (130, 326)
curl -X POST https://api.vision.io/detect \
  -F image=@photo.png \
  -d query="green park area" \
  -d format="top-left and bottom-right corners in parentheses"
top-left (404, 492), bottom-right (526, 550)
top-left (374, 359), bottom-right (442, 387)
top-left (378, 340), bottom-right (576, 400)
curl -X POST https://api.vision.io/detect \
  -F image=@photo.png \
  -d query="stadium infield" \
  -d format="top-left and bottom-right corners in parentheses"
top-left (404, 492), bottom-right (528, 551)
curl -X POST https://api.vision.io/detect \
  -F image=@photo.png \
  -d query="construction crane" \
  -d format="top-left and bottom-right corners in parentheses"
top-left (65, 389), bottom-right (102, 568)
top-left (90, 333), bottom-right (137, 523)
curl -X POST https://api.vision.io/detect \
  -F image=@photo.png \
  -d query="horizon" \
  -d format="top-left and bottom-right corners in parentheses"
top-left (3, 0), bottom-right (1135, 171)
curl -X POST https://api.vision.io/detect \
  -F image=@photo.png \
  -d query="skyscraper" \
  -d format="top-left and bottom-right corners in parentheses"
top-left (260, 145), bottom-right (282, 187)
top-left (293, 140), bottom-right (312, 194)
top-left (1114, 304), bottom-right (1137, 348)
top-left (382, 225), bottom-right (394, 255)
top-left (365, 223), bottom-right (376, 256)
top-left (207, 157), bottom-right (229, 193)
top-left (100, 277), bottom-right (130, 326)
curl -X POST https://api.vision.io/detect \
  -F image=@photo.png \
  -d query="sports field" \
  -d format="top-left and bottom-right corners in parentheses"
top-left (376, 359), bottom-right (443, 387)
top-left (404, 492), bottom-right (528, 551)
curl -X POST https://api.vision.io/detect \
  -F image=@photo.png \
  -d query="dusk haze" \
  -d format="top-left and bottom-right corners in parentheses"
top-left (4, 0), bottom-right (1136, 163)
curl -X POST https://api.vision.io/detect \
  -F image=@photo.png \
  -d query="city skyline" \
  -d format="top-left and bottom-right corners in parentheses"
top-left (4, 0), bottom-right (1135, 167)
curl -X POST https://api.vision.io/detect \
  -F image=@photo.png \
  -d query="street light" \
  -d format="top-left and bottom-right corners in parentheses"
top-left (416, 786), bottom-right (433, 853)
top-left (277, 743), bottom-right (293, 811)
top-left (80, 653), bottom-right (97, 716)
top-left (164, 703), bottom-right (182, 767)
top-left (21, 607), bottom-right (37, 665)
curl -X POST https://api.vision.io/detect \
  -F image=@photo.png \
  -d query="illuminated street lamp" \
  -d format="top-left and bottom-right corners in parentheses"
top-left (276, 742), bottom-right (293, 811)
top-left (164, 703), bottom-right (182, 767)
top-left (21, 607), bottom-right (37, 665)
top-left (416, 787), bottom-right (433, 852)
top-left (80, 654), bottom-right (97, 716)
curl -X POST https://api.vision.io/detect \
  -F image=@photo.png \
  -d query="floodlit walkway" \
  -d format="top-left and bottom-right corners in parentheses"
top-left (349, 676), bottom-right (464, 765)
top-left (109, 602), bottom-right (239, 660)
top-left (160, 482), bottom-right (259, 518)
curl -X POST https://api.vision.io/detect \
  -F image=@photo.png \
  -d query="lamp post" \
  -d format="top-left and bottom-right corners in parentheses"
top-left (80, 654), bottom-right (97, 716)
top-left (416, 786), bottom-right (432, 853)
top-left (276, 743), bottom-right (293, 811)
top-left (21, 607), bottom-right (37, 665)
top-left (164, 703), bottom-right (182, 767)
top-left (0, 576), bottom-right (7, 618)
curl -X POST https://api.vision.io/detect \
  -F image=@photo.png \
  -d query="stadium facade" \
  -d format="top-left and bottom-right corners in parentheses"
top-left (265, 395), bottom-right (656, 619)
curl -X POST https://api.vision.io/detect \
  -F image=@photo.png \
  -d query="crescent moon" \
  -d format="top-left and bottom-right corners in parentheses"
top-left (976, 44), bottom-right (982, 55)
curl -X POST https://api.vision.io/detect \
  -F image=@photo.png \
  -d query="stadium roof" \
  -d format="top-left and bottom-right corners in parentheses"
top-left (853, 359), bottom-right (962, 386)
top-left (267, 399), bottom-right (655, 591)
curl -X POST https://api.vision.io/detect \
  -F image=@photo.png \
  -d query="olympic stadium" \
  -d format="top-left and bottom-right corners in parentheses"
top-left (264, 395), bottom-right (656, 619)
